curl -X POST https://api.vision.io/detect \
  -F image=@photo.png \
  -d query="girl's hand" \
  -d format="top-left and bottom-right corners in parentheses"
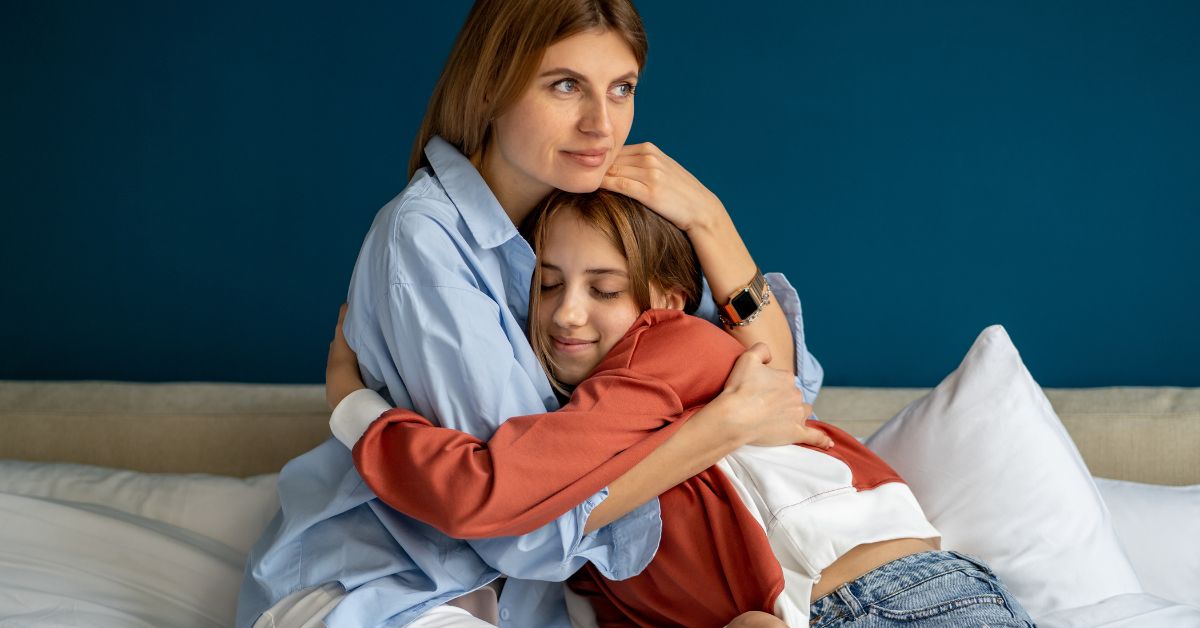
top-left (601, 142), bottom-right (725, 234)
top-left (325, 303), bottom-right (366, 410)
top-left (718, 344), bottom-right (831, 449)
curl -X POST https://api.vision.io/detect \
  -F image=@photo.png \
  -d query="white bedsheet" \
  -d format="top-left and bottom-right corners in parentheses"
top-left (1038, 593), bottom-right (1200, 627)
top-left (0, 492), bottom-right (246, 627)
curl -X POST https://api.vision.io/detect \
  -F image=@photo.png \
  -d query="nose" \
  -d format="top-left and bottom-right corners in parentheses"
top-left (552, 287), bottom-right (587, 329)
top-left (577, 92), bottom-right (612, 138)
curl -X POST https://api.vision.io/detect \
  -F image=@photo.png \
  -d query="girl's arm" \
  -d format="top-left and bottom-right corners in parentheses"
top-left (581, 344), bottom-right (815, 533)
top-left (347, 208), bottom-right (653, 582)
top-left (331, 311), bottom-right (825, 538)
top-left (602, 143), bottom-right (795, 375)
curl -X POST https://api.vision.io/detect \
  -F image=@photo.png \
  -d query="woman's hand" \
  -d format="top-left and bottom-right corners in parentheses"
top-left (716, 343), bottom-right (830, 449)
top-left (601, 142), bottom-right (725, 234)
top-left (325, 303), bottom-right (366, 410)
top-left (604, 142), bottom-right (798, 376)
top-left (726, 611), bottom-right (788, 628)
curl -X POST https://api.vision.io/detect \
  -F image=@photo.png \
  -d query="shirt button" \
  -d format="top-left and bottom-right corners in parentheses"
top-left (499, 608), bottom-right (511, 621)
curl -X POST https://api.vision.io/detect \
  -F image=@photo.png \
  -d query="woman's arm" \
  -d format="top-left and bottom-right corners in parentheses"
top-left (602, 143), bottom-right (795, 374)
top-left (325, 304), bottom-right (362, 411)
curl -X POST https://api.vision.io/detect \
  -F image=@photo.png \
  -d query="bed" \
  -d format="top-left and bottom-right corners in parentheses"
top-left (2, 327), bottom-right (1198, 627)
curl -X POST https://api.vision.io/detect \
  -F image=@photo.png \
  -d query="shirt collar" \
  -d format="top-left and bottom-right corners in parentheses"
top-left (424, 136), bottom-right (518, 250)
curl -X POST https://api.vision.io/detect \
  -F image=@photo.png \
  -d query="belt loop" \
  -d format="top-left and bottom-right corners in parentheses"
top-left (835, 584), bottom-right (864, 619)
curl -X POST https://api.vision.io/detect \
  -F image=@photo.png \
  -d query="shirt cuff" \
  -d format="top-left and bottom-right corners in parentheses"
top-left (590, 497), bottom-right (662, 581)
top-left (330, 388), bottom-right (392, 448)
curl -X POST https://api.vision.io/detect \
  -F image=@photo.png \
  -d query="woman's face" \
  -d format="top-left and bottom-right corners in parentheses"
top-left (484, 29), bottom-right (638, 211)
top-left (536, 209), bottom-right (674, 386)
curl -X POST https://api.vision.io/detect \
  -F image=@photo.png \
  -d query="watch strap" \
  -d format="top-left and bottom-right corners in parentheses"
top-left (718, 270), bottom-right (771, 328)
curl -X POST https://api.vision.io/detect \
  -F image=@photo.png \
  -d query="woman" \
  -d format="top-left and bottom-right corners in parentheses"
top-left (331, 190), bottom-right (1035, 627)
top-left (238, 1), bottom-right (824, 627)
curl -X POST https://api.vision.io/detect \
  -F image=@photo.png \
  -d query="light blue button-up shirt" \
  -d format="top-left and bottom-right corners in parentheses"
top-left (238, 136), bottom-right (823, 627)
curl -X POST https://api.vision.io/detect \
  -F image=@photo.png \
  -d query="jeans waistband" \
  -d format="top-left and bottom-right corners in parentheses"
top-left (810, 550), bottom-right (994, 618)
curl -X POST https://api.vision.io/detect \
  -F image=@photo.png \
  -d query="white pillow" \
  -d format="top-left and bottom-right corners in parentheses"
top-left (0, 460), bottom-right (279, 555)
top-left (1096, 477), bottom-right (1200, 609)
top-left (0, 491), bottom-right (244, 627)
top-left (865, 325), bottom-right (1142, 620)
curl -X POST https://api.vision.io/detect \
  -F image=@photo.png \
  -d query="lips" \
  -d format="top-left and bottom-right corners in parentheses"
top-left (562, 148), bottom-right (609, 168)
top-left (551, 336), bottom-right (596, 354)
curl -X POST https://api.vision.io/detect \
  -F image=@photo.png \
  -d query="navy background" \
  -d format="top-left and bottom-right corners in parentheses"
top-left (3, 1), bottom-right (1197, 386)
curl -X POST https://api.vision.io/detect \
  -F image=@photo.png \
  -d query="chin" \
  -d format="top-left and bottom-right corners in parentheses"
top-left (551, 173), bottom-right (606, 194)
top-left (553, 368), bottom-right (585, 388)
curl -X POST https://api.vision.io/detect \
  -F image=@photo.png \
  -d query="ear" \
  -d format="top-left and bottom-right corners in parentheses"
top-left (651, 285), bottom-right (687, 311)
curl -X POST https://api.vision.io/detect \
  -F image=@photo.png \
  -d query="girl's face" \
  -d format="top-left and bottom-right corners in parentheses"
top-left (535, 209), bottom-right (678, 386)
top-left (483, 29), bottom-right (638, 211)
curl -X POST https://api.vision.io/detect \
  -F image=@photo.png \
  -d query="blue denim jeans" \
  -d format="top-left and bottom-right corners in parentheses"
top-left (809, 551), bottom-right (1035, 627)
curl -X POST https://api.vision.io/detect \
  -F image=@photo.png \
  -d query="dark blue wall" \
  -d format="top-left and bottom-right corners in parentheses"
top-left (3, 1), bottom-right (1197, 387)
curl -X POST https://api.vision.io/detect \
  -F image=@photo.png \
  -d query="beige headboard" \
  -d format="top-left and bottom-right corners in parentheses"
top-left (2, 381), bottom-right (1197, 485)
top-left (0, 381), bottom-right (330, 477)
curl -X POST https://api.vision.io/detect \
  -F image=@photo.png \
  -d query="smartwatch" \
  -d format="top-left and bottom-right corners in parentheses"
top-left (718, 270), bottom-right (771, 328)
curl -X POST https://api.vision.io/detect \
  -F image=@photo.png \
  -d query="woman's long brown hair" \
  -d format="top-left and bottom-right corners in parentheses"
top-left (525, 190), bottom-right (702, 393)
top-left (409, 0), bottom-right (647, 177)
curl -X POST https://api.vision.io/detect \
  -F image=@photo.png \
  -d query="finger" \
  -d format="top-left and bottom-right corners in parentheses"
top-left (609, 151), bottom-right (663, 171)
top-left (746, 342), bottom-right (772, 365)
top-left (617, 141), bottom-right (658, 157)
top-left (605, 163), bottom-right (656, 184)
top-left (600, 174), bottom-right (650, 201)
top-left (798, 426), bottom-right (835, 449)
top-left (724, 346), bottom-right (768, 387)
top-left (618, 143), bottom-right (682, 171)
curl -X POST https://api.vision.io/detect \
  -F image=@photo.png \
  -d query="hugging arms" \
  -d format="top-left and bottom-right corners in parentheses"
top-left (319, 181), bottom-right (833, 626)
top-left (238, 1), bottom-right (1020, 626)
top-left (322, 187), bottom-right (1029, 627)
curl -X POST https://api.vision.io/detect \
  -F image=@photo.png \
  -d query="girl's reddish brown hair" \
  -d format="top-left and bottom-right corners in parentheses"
top-left (525, 190), bottom-right (702, 392)
top-left (409, 0), bottom-right (647, 177)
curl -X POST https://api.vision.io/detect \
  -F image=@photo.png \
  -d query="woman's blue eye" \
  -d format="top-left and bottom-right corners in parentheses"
top-left (610, 83), bottom-right (636, 98)
top-left (552, 79), bottom-right (577, 94)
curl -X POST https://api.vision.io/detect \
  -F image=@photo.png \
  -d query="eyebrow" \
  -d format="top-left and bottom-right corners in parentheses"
top-left (537, 67), bottom-right (639, 84)
top-left (540, 262), bottom-right (628, 277)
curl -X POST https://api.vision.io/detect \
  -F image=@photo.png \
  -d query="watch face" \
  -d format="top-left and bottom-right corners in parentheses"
top-left (731, 289), bottom-right (759, 319)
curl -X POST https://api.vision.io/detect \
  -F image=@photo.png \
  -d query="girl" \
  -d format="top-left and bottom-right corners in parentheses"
top-left (239, 1), bottom-right (826, 626)
top-left (330, 190), bottom-right (1035, 627)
